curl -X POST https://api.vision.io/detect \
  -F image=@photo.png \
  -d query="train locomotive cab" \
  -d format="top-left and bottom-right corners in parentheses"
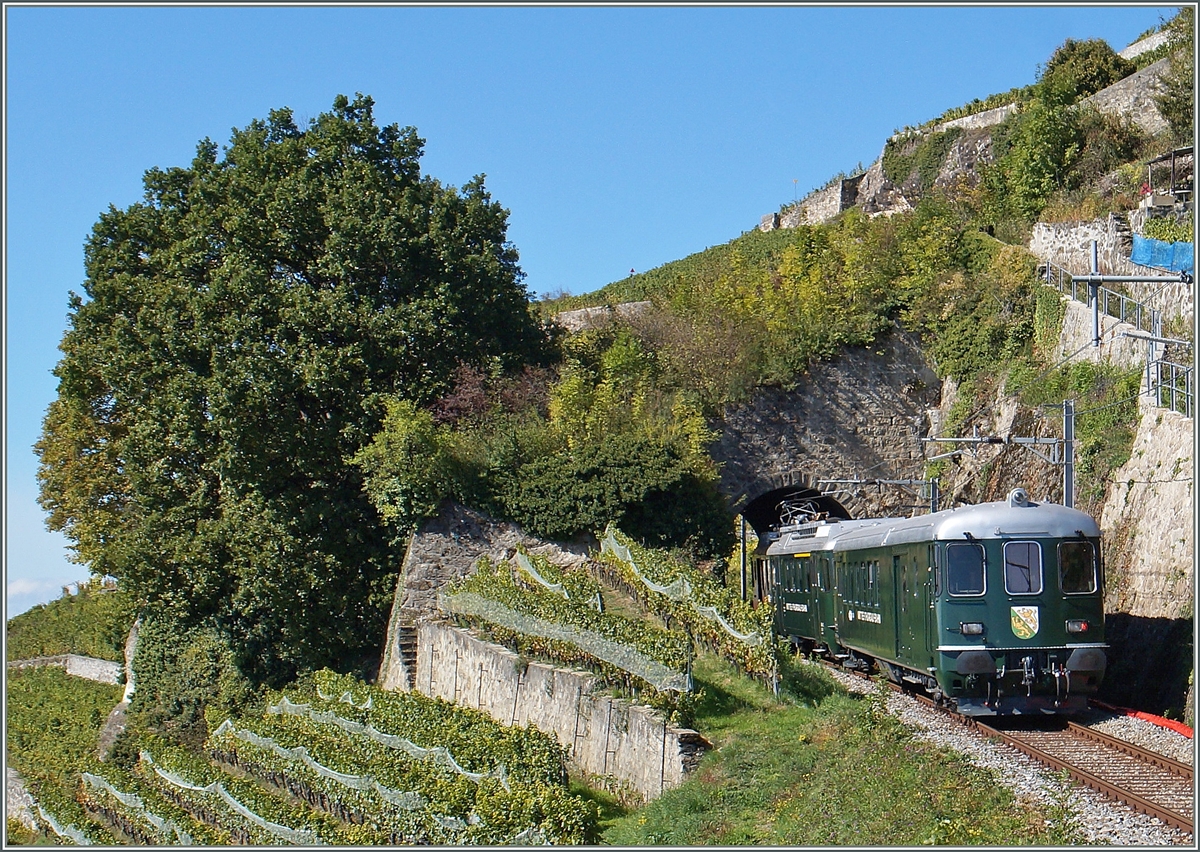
top-left (931, 489), bottom-right (1106, 715)
top-left (761, 488), bottom-right (1107, 716)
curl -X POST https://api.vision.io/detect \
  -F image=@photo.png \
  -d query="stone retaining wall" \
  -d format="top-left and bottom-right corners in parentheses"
top-left (1119, 31), bottom-right (1171, 60)
top-left (379, 504), bottom-right (590, 692)
top-left (554, 301), bottom-right (653, 334)
top-left (764, 176), bottom-right (866, 230)
top-left (415, 621), bottom-right (706, 801)
top-left (1028, 215), bottom-right (1193, 325)
top-left (1054, 298), bottom-right (1150, 371)
top-left (936, 102), bottom-right (1017, 133)
top-left (712, 328), bottom-right (938, 520)
top-left (7, 654), bottom-right (123, 685)
top-left (1100, 399), bottom-right (1194, 619)
top-left (1081, 58), bottom-right (1171, 136)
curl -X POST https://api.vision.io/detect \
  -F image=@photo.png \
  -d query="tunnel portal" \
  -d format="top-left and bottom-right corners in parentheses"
top-left (739, 486), bottom-right (851, 548)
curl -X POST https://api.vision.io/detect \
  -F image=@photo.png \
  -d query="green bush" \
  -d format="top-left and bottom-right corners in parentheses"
top-left (495, 432), bottom-right (733, 558)
top-left (1010, 361), bottom-right (1143, 509)
top-left (1152, 7), bottom-right (1195, 143)
top-left (1039, 38), bottom-right (1136, 103)
top-left (129, 615), bottom-right (259, 749)
top-left (1142, 214), bottom-right (1195, 244)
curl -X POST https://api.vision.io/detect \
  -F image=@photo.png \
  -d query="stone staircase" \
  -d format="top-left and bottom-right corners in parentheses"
top-left (393, 624), bottom-right (419, 691)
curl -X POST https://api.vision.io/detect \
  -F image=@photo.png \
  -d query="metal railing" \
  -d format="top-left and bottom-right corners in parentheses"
top-left (1043, 260), bottom-right (1193, 419)
top-left (1150, 359), bottom-right (1194, 418)
top-left (1042, 261), bottom-right (1155, 334)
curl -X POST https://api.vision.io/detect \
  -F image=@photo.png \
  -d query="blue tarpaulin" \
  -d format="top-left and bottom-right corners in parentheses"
top-left (1130, 234), bottom-right (1194, 275)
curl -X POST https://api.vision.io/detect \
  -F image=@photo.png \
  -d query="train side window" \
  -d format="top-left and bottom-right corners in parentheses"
top-left (1059, 541), bottom-right (1097, 593)
top-left (946, 543), bottom-right (986, 596)
top-left (1004, 541), bottom-right (1043, 594)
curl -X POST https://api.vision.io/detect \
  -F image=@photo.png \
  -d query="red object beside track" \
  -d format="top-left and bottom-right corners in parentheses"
top-left (1091, 698), bottom-right (1194, 739)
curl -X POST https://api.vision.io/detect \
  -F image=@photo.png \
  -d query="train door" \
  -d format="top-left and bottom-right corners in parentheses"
top-left (753, 556), bottom-right (774, 605)
top-left (923, 544), bottom-right (937, 667)
top-left (893, 549), bottom-right (924, 668)
top-left (893, 554), bottom-right (911, 665)
top-left (816, 552), bottom-right (837, 652)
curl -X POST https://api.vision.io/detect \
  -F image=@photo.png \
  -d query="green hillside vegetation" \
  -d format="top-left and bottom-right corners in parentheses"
top-left (6, 578), bottom-right (136, 662)
top-left (7, 667), bottom-right (126, 845)
top-left (10, 12), bottom-right (1194, 846)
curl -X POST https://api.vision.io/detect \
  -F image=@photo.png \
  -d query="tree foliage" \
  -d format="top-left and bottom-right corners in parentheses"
top-left (36, 94), bottom-right (553, 683)
top-left (1038, 38), bottom-right (1136, 104)
top-left (350, 398), bottom-right (458, 539)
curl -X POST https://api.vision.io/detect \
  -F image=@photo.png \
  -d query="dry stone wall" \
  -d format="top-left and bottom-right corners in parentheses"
top-left (712, 328), bottom-right (939, 519)
top-left (554, 301), bottom-right (652, 334)
top-left (6, 654), bottom-right (123, 684)
top-left (1119, 31), bottom-right (1171, 60)
top-left (415, 620), bottom-right (706, 801)
top-left (936, 103), bottom-right (1018, 133)
top-left (1081, 58), bottom-right (1171, 136)
top-left (1028, 215), bottom-right (1194, 325)
top-left (1029, 215), bottom-right (1138, 277)
top-left (768, 176), bottom-right (865, 229)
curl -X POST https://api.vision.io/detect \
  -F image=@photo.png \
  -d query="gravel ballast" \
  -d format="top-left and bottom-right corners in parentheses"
top-left (818, 663), bottom-right (1194, 846)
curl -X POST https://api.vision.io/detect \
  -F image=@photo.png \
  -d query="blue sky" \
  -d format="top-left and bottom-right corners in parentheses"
top-left (3, 3), bottom-right (1180, 616)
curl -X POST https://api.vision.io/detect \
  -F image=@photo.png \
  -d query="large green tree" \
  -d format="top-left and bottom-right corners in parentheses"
top-left (36, 94), bottom-right (552, 683)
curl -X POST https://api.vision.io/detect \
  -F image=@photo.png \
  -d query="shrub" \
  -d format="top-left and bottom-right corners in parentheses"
top-left (1142, 214), bottom-right (1195, 244)
top-left (495, 431), bottom-right (733, 558)
top-left (1039, 38), bottom-right (1136, 103)
top-left (1153, 7), bottom-right (1195, 143)
top-left (129, 615), bottom-right (259, 749)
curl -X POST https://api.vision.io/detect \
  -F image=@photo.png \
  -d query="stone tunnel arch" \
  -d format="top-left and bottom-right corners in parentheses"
top-left (737, 484), bottom-right (852, 546)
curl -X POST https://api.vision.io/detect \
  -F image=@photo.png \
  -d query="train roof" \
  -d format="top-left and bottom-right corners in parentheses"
top-left (764, 489), bottom-right (1100, 556)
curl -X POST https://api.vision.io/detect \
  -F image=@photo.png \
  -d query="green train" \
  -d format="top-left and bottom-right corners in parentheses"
top-left (758, 488), bottom-right (1107, 715)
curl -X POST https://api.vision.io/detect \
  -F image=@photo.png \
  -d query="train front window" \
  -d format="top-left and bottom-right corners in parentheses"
top-left (946, 543), bottom-right (985, 595)
top-left (1059, 541), bottom-right (1097, 593)
top-left (1004, 541), bottom-right (1043, 594)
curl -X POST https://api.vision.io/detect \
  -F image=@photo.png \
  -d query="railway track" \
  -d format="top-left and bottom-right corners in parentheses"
top-left (967, 719), bottom-right (1194, 835)
top-left (826, 661), bottom-right (1194, 836)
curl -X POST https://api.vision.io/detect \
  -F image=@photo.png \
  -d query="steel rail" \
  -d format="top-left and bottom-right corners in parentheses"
top-left (968, 720), bottom-right (1193, 835)
top-left (1066, 721), bottom-right (1193, 781)
top-left (822, 660), bottom-right (1194, 835)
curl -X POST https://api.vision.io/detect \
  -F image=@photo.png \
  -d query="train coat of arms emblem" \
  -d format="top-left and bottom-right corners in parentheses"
top-left (1010, 605), bottom-right (1040, 640)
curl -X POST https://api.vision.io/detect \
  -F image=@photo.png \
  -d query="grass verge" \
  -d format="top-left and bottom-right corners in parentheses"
top-left (601, 653), bottom-right (1079, 846)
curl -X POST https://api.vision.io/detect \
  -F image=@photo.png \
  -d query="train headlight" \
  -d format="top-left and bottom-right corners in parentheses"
top-left (960, 622), bottom-right (985, 635)
top-left (1066, 619), bottom-right (1089, 633)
